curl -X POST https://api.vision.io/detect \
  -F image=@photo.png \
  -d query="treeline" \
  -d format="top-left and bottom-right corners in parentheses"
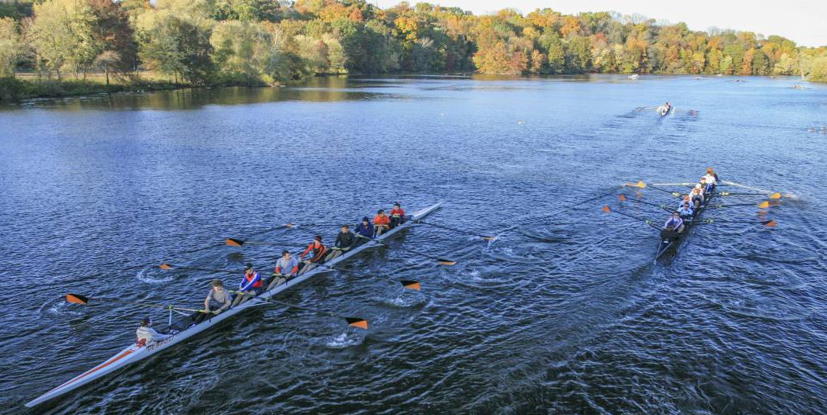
top-left (1, 0), bottom-right (827, 89)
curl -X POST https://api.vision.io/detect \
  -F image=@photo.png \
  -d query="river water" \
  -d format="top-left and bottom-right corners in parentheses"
top-left (1, 75), bottom-right (826, 414)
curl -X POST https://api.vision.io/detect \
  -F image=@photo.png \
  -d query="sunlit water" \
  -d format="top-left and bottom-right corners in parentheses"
top-left (1, 75), bottom-right (826, 414)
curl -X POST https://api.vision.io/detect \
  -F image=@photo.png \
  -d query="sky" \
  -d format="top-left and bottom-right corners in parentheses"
top-left (372, 0), bottom-right (827, 47)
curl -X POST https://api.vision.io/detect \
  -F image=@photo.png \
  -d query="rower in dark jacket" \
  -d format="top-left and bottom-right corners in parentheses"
top-left (354, 217), bottom-right (374, 246)
top-left (325, 225), bottom-right (356, 261)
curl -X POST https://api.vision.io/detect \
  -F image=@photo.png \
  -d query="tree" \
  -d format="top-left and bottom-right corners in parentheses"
top-left (0, 17), bottom-right (21, 77)
top-left (138, 12), bottom-right (214, 84)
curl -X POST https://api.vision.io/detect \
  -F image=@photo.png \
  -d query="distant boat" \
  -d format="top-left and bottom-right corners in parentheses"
top-left (628, 74), bottom-right (639, 80)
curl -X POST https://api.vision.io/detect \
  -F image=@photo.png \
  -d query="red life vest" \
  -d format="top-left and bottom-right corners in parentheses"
top-left (245, 272), bottom-right (263, 288)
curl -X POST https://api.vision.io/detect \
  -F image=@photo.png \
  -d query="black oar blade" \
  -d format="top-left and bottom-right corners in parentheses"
top-left (400, 280), bottom-right (421, 291)
top-left (67, 294), bottom-right (89, 305)
top-left (158, 263), bottom-right (174, 270)
top-left (345, 317), bottom-right (369, 330)
top-left (225, 238), bottom-right (245, 247)
top-left (437, 258), bottom-right (457, 266)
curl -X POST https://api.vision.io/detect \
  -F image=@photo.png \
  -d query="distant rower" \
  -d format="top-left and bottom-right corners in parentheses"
top-left (661, 211), bottom-right (685, 241)
top-left (136, 317), bottom-right (171, 346)
top-left (390, 202), bottom-right (406, 229)
top-left (373, 209), bottom-right (390, 237)
top-left (326, 225), bottom-right (356, 261)
top-left (195, 279), bottom-right (231, 324)
top-left (299, 235), bottom-right (327, 274)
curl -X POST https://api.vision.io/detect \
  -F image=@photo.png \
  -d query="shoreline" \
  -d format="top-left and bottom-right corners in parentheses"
top-left (0, 73), bottom-right (814, 104)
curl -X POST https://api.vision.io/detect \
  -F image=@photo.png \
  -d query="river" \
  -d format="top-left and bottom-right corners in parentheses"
top-left (1, 75), bottom-right (826, 414)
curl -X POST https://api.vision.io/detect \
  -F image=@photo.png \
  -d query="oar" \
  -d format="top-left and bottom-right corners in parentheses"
top-left (225, 238), bottom-right (306, 248)
top-left (285, 222), bottom-right (346, 229)
top-left (418, 221), bottom-right (497, 241)
top-left (619, 194), bottom-right (673, 212)
top-left (358, 235), bottom-right (456, 266)
top-left (624, 181), bottom-right (682, 197)
top-left (603, 205), bottom-right (660, 230)
top-left (66, 294), bottom-right (208, 314)
top-left (698, 219), bottom-right (777, 227)
top-left (400, 280), bottom-right (422, 291)
top-left (158, 263), bottom-right (239, 274)
top-left (230, 291), bottom-right (368, 329)
top-left (709, 201), bottom-right (772, 209)
top-left (719, 191), bottom-right (782, 199)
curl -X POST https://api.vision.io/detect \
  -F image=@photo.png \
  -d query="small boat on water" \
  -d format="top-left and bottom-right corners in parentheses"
top-left (657, 104), bottom-right (672, 116)
top-left (655, 188), bottom-right (714, 259)
top-left (25, 203), bottom-right (443, 408)
top-left (628, 74), bottom-right (639, 80)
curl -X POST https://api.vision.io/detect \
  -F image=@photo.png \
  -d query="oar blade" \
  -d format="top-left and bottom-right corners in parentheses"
top-left (482, 236), bottom-right (497, 241)
top-left (764, 220), bottom-right (777, 227)
top-left (637, 181), bottom-right (647, 189)
top-left (285, 223), bottom-right (296, 229)
top-left (66, 293), bottom-right (89, 305)
top-left (758, 201), bottom-right (770, 209)
top-left (769, 192), bottom-right (782, 200)
top-left (618, 194), bottom-right (627, 202)
top-left (602, 205), bottom-right (611, 213)
top-left (437, 259), bottom-right (457, 266)
top-left (158, 263), bottom-right (174, 270)
top-left (225, 238), bottom-right (245, 247)
top-left (400, 280), bottom-right (421, 291)
top-left (346, 317), bottom-right (369, 330)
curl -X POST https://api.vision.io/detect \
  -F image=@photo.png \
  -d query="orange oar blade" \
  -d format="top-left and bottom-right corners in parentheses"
top-left (438, 259), bottom-right (457, 266)
top-left (225, 238), bottom-right (245, 247)
top-left (619, 194), bottom-right (627, 202)
top-left (401, 280), bottom-right (421, 291)
top-left (764, 220), bottom-right (777, 227)
top-left (758, 201), bottom-right (770, 209)
top-left (67, 294), bottom-right (89, 305)
top-left (769, 192), bottom-right (781, 200)
top-left (158, 263), bottom-right (174, 270)
top-left (346, 318), bottom-right (369, 330)
top-left (603, 205), bottom-right (611, 213)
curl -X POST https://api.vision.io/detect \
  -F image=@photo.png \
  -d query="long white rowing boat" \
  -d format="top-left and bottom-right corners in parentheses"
top-left (26, 202), bottom-right (442, 408)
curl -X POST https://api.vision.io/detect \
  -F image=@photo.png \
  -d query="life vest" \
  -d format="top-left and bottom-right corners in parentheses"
top-left (303, 243), bottom-right (327, 262)
top-left (390, 208), bottom-right (405, 218)
top-left (374, 215), bottom-right (390, 226)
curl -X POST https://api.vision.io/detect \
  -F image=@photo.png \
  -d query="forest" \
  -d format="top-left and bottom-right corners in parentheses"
top-left (1, 0), bottom-right (826, 97)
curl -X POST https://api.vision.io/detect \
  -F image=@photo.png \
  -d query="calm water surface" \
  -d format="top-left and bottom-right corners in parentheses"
top-left (1, 75), bottom-right (827, 414)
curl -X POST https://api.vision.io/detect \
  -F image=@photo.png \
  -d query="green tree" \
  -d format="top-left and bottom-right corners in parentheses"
top-left (0, 17), bottom-right (21, 77)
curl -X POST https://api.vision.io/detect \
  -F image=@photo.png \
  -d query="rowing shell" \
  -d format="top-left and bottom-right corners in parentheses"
top-left (655, 188), bottom-right (714, 260)
top-left (26, 202), bottom-right (442, 408)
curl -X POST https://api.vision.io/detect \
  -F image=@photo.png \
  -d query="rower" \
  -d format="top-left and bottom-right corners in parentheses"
top-left (354, 217), bottom-right (374, 246)
top-left (389, 202), bottom-right (406, 229)
top-left (325, 225), bottom-right (356, 261)
top-left (690, 185), bottom-right (704, 209)
top-left (699, 176), bottom-right (711, 194)
top-left (373, 209), bottom-right (391, 237)
top-left (195, 279), bottom-right (232, 324)
top-left (677, 201), bottom-right (694, 219)
top-left (299, 235), bottom-right (327, 275)
top-left (268, 250), bottom-right (299, 290)
top-left (136, 317), bottom-right (171, 347)
top-left (232, 264), bottom-right (263, 306)
top-left (703, 168), bottom-right (718, 190)
top-left (661, 211), bottom-right (685, 241)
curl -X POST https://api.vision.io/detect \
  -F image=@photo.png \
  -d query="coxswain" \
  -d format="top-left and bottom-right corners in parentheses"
top-left (661, 211), bottom-right (685, 241)
top-left (232, 264), bottom-right (263, 306)
top-left (136, 317), bottom-right (171, 346)
top-left (268, 250), bottom-right (299, 290)
top-left (389, 202), bottom-right (406, 229)
top-left (299, 235), bottom-right (327, 274)
top-left (195, 279), bottom-right (232, 324)
top-left (690, 185), bottom-right (705, 209)
top-left (325, 225), bottom-right (356, 261)
top-left (677, 201), bottom-right (694, 219)
top-left (354, 217), bottom-right (374, 246)
top-left (373, 209), bottom-right (391, 237)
